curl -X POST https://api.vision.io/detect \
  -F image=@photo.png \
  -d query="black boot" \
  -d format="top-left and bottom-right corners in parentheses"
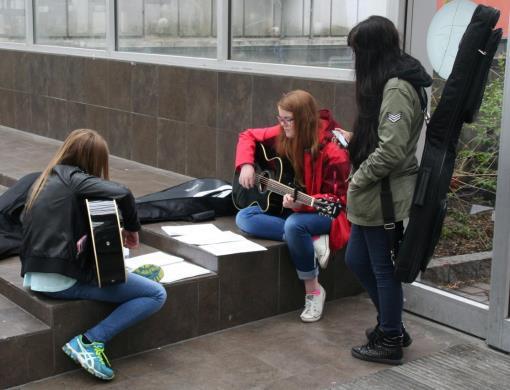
top-left (365, 323), bottom-right (412, 347)
top-left (351, 332), bottom-right (403, 365)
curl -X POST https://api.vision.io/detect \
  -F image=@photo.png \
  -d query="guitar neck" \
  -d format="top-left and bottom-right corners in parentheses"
top-left (256, 174), bottom-right (315, 206)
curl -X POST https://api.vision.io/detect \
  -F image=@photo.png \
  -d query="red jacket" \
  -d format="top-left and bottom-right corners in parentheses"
top-left (235, 110), bottom-right (350, 251)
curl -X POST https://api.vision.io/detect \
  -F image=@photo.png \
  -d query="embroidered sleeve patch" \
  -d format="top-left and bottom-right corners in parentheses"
top-left (387, 112), bottom-right (402, 123)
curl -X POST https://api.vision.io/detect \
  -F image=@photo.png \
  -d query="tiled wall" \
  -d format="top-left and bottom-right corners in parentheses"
top-left (0, 49), bottom-right (357, 180)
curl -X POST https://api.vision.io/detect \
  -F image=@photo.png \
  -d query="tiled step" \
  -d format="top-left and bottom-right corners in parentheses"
top-left (0, 294), bottom-right (53, 388)
top-left (0, 242), bottom-right (218, 382)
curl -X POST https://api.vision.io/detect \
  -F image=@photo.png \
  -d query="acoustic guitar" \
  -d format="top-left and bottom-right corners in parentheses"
top-left (85, 199), bottom-right (126, 288)
top-left (232, 143), bottom-right (342, 219)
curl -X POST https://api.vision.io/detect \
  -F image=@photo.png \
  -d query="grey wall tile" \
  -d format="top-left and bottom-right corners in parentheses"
top-left (14, 92), bottom-right (32, 131)
top-left (252, 75), bottom-right (293, 126)
top-left (13, 51), bottom-right (31, 93)
top-left (185, 69), bottom-right (217, 128)
top-left (107, 60), bottom-right (132, 111)
top-left (0, 89), bottom-right (15, 128)
top-left (67, 101), bottom-right (87, 132)
top-left (85, 58), bottom-right (108, 107)
top-left (277, 246), bottom-right (305, 313)
top-left (31, 95), bottom-right (49, 136)
top-left (333, 249), bottom-right (363, 299)
top-left (132, 63), bottom-right (158, 116)
top-left (86, 105), bottom-right (109, 142)
top-left (333, 81), bottom-right (356, 130)
top-left (67, 56), bottom-right (86, 103)
top-left (159, 65), bottom-right (188, 121)
top-left (108, 109), bottom-right (132, 159)
top-left (219, 250), bottom-right (279, 328)
top-left (47, 98), bottom-right (68, 141)
top-left (132, 113), bottom-right (157, 166)
top-left (186, 123), bottom-right (216, 178)
top-left (290, 79), bottom-right (335, 111)
top-left (218, 72), bottom-right (252, 132)
top-left (157, 118), bottom-right (186, 174)
top-left (47, 55), bottom-right (68, 99)
top-left (30, 53), bottom-right (49, 96)
top-left (216, 129), bottom-right (237, 181)
top-left (0, 50), bottom-right (14, 90)
top-left (198, 277), bottom-right (220, 335)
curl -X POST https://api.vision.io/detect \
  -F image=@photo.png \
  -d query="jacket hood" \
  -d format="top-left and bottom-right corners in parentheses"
top-left (393, 53), bottom-right (432, 90)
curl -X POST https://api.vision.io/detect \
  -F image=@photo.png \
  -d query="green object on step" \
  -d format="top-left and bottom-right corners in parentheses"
top-left (132, 264), bottom-right (164, 282)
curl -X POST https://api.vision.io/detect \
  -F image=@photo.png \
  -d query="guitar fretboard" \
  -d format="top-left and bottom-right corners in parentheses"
top-left (255, 174), bottom-right (315, 207)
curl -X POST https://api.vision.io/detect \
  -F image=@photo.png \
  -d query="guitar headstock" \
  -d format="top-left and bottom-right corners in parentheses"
top-left (314, 197), bottom-right (342, 219)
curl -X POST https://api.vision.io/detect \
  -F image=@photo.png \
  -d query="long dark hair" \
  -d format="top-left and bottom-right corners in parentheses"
top-left (348, 16), bottom-right (401, 169)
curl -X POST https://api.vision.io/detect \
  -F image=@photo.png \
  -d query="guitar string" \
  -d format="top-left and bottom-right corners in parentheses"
top-left (255, 174), bottom-right (315, 205)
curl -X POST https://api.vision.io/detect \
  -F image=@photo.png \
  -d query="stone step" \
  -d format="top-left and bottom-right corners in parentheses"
top-left (0, 294), bottom-right (53, 388)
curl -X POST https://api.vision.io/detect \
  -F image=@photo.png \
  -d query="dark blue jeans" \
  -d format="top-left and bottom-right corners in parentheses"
top-left (345, 223), bottom-right (403, 336)
top-left (43, 273), bottom-right (167, 343)
top-left (236, 206), bottom-right (331, 280)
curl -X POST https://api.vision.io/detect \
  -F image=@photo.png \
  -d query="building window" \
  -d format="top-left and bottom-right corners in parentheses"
top-left (116, 0), bottom-right (217, 58)
top-left (231, 0), bottom-right (399, 68)
top-left (0, 0), bottom-right (25, 42)
top-left (34, 0), bottom-right (107, 49)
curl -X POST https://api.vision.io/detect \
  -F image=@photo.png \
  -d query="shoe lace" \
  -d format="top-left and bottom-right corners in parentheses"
top-left (304, 295), bottom-right (313, 312)
top-left (93, 344), bottom-right (111, 368)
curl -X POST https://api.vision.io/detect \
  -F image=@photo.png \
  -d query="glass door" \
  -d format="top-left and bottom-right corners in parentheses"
top-left (402, 0), bottom-right (509, 350)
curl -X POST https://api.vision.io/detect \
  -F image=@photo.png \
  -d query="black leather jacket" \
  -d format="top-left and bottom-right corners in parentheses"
top-left (20, 165), bottom-right (140, 282)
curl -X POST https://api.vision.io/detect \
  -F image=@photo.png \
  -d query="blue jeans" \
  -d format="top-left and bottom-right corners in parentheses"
top-left (43, 273), bottom-right (167, 343)
top-left (236, 206), bottom-right (331, 280)
top-left (345, 223), bottom-right (403, 336)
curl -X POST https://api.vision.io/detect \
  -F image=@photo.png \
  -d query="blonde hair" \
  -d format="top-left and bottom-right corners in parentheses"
top-left (276, 90), bottom-right (319, 186)
top-left (26, 129), bottom-right (110, 210)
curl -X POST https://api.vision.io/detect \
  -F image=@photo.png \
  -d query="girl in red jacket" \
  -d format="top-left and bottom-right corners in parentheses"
top-left (235, 90), bottom-right (350, 322)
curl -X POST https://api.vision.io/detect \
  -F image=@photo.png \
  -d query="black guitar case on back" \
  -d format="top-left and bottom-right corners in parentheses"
top-left (394, 5), bottom-right (502, 283)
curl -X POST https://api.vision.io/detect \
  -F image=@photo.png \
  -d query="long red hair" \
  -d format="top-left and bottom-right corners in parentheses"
top-left (276, 90), bottom-right (319, 186)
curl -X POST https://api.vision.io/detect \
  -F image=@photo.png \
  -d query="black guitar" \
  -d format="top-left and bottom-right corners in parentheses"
top-left (232, 143), bottom-right (342, 219)
top-left (85, 199), bottom-right (126, 288)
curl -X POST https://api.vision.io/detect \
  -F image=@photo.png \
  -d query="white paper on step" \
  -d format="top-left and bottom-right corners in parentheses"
top-left (199, 240), bottom-right (267, 256)
top-left (159, 262), bottom-right (211, 284)
top-left (124, 251), bottom-right (183, 271)
top-left (174, 230), bottom-right (245, 245)
top-left (161, 223), bottom-right (222, 237)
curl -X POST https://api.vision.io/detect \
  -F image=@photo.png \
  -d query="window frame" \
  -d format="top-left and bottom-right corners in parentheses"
top-left (0, 0), bottom-right (406, 82)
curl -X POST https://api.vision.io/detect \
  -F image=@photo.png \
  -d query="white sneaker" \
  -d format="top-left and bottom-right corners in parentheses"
top-left (313, 235), bottom-right (330, 269)
top-left (300, 285), bottom-right (326, 322)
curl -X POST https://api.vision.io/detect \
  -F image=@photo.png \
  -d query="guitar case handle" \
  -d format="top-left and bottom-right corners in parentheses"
top-left (188, 209), bottom-right (215, 222)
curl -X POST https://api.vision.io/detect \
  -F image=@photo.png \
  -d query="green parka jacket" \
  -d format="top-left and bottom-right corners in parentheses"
top-left (347, 77), bottom-right (425, 226)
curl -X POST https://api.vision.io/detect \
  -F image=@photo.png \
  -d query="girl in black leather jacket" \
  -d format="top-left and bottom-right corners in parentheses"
top-left (21, 129), bottom-right (167, 381)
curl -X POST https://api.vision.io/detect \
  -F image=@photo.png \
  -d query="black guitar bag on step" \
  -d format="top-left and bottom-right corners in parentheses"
top-left (135, 178), bottom-right (237, 223)
top-left (393, 5), bottom-right (502, 283)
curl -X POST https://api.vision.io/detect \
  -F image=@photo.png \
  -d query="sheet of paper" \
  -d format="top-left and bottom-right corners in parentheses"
top-left (125, 251), bottom-right (184, 271)
top-left (159, 261), bottom-right (212, 284)
top-left (161, 223), bottom-right (222, 237)
top-left (199, 240), bottom-right (267, 256)
top-left (174, 230), bottom-right (245, 245)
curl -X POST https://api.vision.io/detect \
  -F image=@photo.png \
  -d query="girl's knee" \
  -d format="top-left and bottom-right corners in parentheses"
top-left (155, 284), bottom-right (167, 305)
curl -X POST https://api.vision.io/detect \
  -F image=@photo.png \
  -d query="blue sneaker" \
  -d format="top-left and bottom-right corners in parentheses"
top-left (62, 335), bottom-right (114, 380)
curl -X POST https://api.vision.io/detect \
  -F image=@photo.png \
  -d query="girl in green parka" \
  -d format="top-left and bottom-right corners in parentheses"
top-left (342, 16), bottom-right (432, 365)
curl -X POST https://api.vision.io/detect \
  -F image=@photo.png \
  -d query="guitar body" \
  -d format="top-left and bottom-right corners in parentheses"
top-left (232, 143), bottom-right (295, 215)
top-left (85, 199), bottom-right (126, 288)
